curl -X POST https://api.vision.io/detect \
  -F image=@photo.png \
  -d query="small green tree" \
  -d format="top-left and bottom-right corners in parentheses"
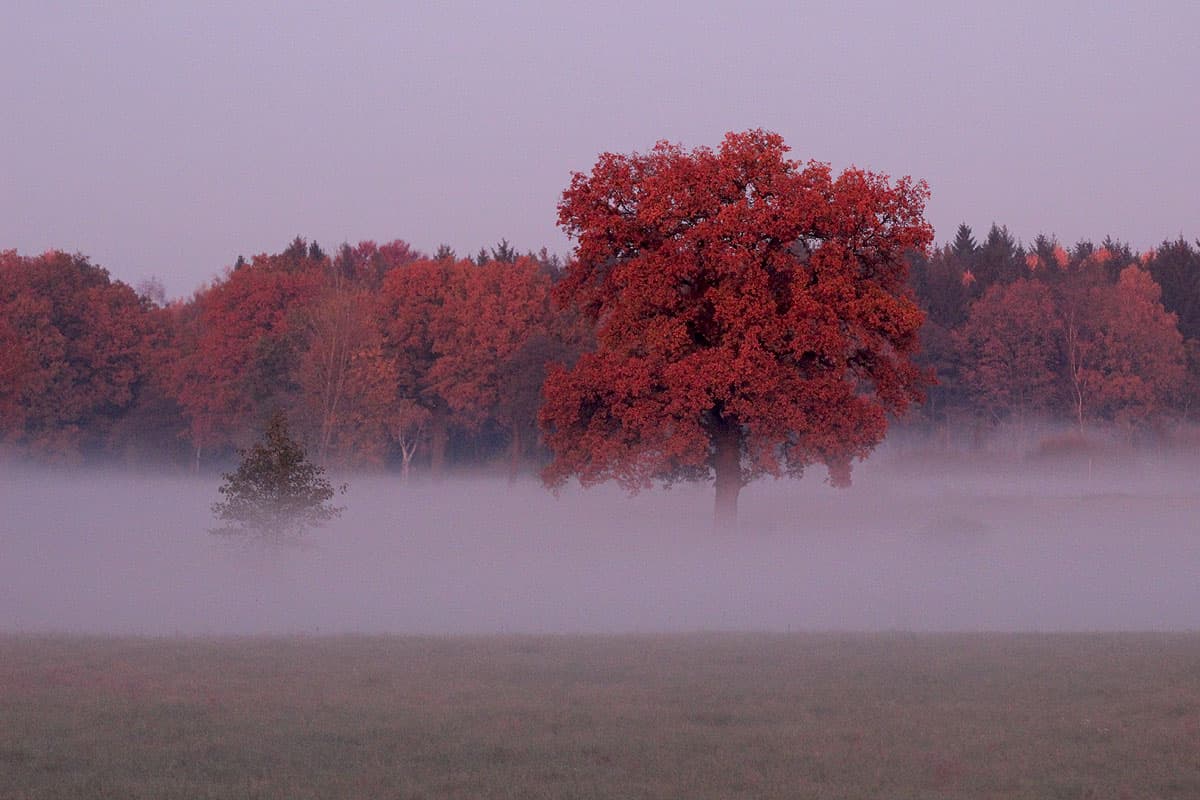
top-left (211, 411), bottom-right (344, 538)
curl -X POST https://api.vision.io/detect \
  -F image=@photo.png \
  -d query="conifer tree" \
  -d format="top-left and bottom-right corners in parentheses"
top-left (211, 411), bottom-right (344, 537)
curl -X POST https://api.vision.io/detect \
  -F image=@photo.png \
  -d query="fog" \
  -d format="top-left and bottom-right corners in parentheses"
top-left (3, 451), bottom-right (1198, 635)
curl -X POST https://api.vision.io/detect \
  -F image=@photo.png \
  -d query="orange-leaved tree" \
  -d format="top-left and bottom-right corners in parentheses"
top-left (429, 256), bottom-right (564, 477)
top-left (0, 250), bottom-right (161, 462)
top-left (955, 278), bottom-right (1064, 424)
top-left (1061, 265), bottom-right (1185, 431)
top-left (376, 258), bottom-right (464, 476)
top-left (171, 246), bottom-right (325, 467)
top-left (295, 284), bottom-right (396, 466)
top-left (540, 130), bottom-right (933, 528)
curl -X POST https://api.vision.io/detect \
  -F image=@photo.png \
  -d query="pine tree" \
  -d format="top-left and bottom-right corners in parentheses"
top-left (211, 411), bottom-right (344, 537)
top-left (950, 223), bottom-right (977, 258)
top-left (490, 238), bottom-right (518, 263)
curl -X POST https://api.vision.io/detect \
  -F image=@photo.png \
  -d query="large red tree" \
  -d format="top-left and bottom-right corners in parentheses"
top-left (171, 247), bottom-right (325, 466)
top-left (430, 257), bottom-right (561, 475)
top-left (540, 130), bottom-right (933, 528)
top-left (0, 251), bottom-right (162, 462)
top-left (955, 279), bottom-right (1064, 424)
top-left (375, 258), bottom-right (463, 475)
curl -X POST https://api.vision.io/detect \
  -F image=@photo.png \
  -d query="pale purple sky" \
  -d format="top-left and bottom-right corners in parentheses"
top-left (3, 2), bottom-right (1197, 299)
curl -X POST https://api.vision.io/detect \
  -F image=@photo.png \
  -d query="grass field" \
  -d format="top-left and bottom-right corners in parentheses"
top-left (3, 634), bottom-right (1199, 798)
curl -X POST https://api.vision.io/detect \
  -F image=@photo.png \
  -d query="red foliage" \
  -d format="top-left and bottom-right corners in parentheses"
top-left (0, 251), bottom-right (161, 461)
top-left (1064, 266), bottom-right (1185, 429)
top-left (170, 251), bottom-right (324, 462)
top-left (956, 279), bottom-right (1063, 421)
top-left (430, 258), bottom-right (555, 427)
top-left (540, 130), bottom-right (933, 524)
top-left (294, 285), bottom-right (397, 467)
top-left (955, 268), bottom-right (1184, 431)
top-left (376, 258), bottom-right (463, 474)
top-left (376, 256), bottom-right (575, 476)
top-left (333, 239), bottom-right (422, 288)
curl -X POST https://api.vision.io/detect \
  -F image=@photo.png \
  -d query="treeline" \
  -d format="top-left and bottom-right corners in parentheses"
top-left (2, 226), bottom-right (1199, 472)
top-left (909, 224), bottom-right (1200, 440)
top-left (0, 238), bottom-right (588, 473)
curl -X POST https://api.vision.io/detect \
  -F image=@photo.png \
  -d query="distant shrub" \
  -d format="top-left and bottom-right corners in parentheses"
top-left (211, 411), bottom-right (344, 538)
top-left (1028, 431), bottom-right (1102, 462)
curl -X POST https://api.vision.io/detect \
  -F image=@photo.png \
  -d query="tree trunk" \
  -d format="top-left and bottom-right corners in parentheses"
top-left (429, 414), bottom-right (448, 479)
top-left (712, 418), bottom-right (742, 532)
top-left (508, 422), bottom-right (522, 484)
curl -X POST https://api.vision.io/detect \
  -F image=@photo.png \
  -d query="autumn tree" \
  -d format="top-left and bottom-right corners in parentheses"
top-left (540, 130), bottom-right (933, 528)
top-left (955, 261), bottom-right (1184, 434)
top-left (332, 239), bottom-right (421, 289)
top-left (496, 324), bottom-right (589, 478)
top-left (1061, 265), bottom-right (1184, 431)
top-left (0, 296), bottom-right (31, 440)
top-left (373, 254), bottom-right (571, 477)
top-left (429, 257), bottom-right (565, 477)
top-left (376, 258), bottom-right (464, 475)
top-left (0, 251), bottom-right (163, 462)
top-left (170, 243), bottom-right (325, 466)
top-left (294, 285), bottom-right (395, 465)
top-left (955, 279), bottom-right (1064, 424)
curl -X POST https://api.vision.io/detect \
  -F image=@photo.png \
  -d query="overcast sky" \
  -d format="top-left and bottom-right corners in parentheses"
top-left (3, 2), bottom-right (1196, 298)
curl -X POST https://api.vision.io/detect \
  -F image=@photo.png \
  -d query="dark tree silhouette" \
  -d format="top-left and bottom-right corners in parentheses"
top-left (950, 223), bottom-right (978, 258)
top-left (490, 238), bottom-right (518, 263)
top-left (973, 224), bottom-right (1025, 287)
top-left (211, 411), bottom-right (344, 538)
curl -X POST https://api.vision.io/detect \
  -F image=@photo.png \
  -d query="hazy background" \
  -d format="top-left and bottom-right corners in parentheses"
top-left (3, 1), bottom-right (1197, 298)
top-left (4, 450), bottom-right (1198, 636)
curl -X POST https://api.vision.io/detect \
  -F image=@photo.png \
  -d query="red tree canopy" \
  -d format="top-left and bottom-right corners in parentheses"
top-left (540, 130), bottom-right (933, 525)
top-left (376, 255), bottom-right (579, 475)
top-left (430, 257), bottom-right (556, 429)
top-left (1065, 265), bottom-right (1185, 429)
top-left (0, 250), bottom-right (161, 461)
top-left (375, 257), bottom-right (463, 473)
top-left (171, 248), bottom-right (325, 457)
top-left (955, 279), bottom-right (1064, 421)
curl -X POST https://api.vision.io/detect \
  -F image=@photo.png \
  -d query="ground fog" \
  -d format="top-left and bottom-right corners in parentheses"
top-left (2, 450), bottom-right (1197, 635)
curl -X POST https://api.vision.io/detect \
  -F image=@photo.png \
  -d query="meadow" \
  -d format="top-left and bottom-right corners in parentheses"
top-left (3, 632), bottom-right (1200, 799)
top-left (4, 447), bottom-right (1199, 796)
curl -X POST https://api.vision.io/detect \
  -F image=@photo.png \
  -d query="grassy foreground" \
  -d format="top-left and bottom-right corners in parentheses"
top-left (2, 633), bottom-right (1199, 799)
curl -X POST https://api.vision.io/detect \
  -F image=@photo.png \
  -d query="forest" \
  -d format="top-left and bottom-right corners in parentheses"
top-left (1, 225), bottom-right (1198, 475)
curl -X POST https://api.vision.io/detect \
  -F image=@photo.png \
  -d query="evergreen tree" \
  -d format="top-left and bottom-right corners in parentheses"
top-left (283, 236), bottom-right (309, 262)
top-left (973, 224), bottom-right (1025, 287)
top-left (211, 411), bottom-right (344, 538)
top-left (1145, 238), bottom-right (1200, 341)
top-left (490, 238), bottom-right (518, 263)
top-left (950, 223), bottom-right (977, 258)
